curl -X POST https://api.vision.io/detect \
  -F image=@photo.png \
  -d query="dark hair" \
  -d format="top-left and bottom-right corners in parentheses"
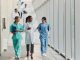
top-left (42, 17), bottom-right (46, 20)
top-left (26, 17), bottom-right (29, 23)
top-left (28, 15), bottom-right (32, 19)
top-left (14, 8), bottom-right (17, 11)
top-left (15, 16), bottom-right (19, 20)
top-left (26, 15), bottom-right (32, 23)
top-left (42, 17), bottom-right (47, 22)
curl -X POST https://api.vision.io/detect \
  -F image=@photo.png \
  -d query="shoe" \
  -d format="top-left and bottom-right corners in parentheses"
top-left (31, 53), bottom-right (33, 59)
top-left (24, 57), bottom-right (27, 60)
top-left (42, 53), bottom-right (47, 56)
top-left (24, 57), bottom-right (30, 60)
top-left (31, 56), bottom-right (33, 59)
top-left (27, 51), bottom-right (29, 57)
top-left (27, 54), bottom-right (29, 57)
top-left (15, 55), bottom-right (20, 60)
top-left (15, 57), bottom-right (19, 60)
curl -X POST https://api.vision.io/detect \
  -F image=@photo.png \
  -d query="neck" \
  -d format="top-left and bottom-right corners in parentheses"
top-left (14, 22), bottom-right (18, 24)
top-left (29, 21), bottom-right (32, 23)
top-left (42, 22), bottom-right (46, 24)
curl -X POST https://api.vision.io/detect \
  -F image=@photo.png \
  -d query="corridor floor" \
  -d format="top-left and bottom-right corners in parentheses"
top-left (0, 43), bottom-right (65, 60)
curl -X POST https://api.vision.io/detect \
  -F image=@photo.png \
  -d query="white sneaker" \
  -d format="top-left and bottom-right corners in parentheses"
top-left (44, 53), bottom-right (47, 56)
top-left (42, 53), bottom-right (47, 56)
top-left (24, 57), bottom-right (29, 60)
top-left (24, 57), bottom-right (27, 60)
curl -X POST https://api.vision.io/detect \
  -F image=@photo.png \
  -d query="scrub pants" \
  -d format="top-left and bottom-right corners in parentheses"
top-left (13, 39), bottom-right (21, 57)
top-left (40, 37), bottom-right (48, 54)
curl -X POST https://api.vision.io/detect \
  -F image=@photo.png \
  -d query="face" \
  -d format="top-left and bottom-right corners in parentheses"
top-left (15, 9), bottom-right (18, 12)
top-left (15, 18), bottom-right (20, 23)
top-left (29, 17), bottom-right (33, 22)
top-left (42, 19), bottom-right (46, 23)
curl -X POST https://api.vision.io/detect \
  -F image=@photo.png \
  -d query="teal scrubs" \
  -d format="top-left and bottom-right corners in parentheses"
top-left (10, 23), bottom-right (24, 57)
top-left (38, 23), bottom-right (50, 54)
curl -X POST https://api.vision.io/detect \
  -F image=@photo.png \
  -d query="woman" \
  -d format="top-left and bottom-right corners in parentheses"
top-left (24, 16), bottom-right (34, 59)
top-left (12, 8), bottom-right (20, 19)
top-left (10, 16), bottom-right (24, 59)
top-left (38, 17), bottom-right (50, 56)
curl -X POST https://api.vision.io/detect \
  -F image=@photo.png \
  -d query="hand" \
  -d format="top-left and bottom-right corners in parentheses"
top-left (27, 27), bottom-right (31, 30)
top-left (16, 30), bottom-right (19, 32)
top-left (16, 30), bottom-right (24, 32)
top-left (12, 32), bottom-right (16, 35)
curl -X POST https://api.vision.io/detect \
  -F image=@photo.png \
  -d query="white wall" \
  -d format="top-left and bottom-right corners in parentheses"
top-left (32, 0), bottom-right (77, 60)
top-left (58, 0), bottom-right (64, 54)
top-left (0, 0), bottom-right (19, 54)
top-left (32, 0), bottom-right (47, 10)
top-left (0, 0), bottom-right (38, 54)
top-left (0, 0), bottom-right (1, 55)
top-left (0, 0), bottom-right (9, 54)
top-left (75, 0), bottom-right (80, 60)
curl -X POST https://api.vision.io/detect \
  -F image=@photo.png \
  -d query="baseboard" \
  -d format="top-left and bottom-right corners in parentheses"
top-left (48, 44), bottom-right (74, 60)
top-left (59, 53), bottom-right (66, 58)
top-left (54, 49), bottom-right (59, 53)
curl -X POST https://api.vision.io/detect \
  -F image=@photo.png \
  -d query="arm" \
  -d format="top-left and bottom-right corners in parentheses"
top-left (37, 23), bottom-right (41, 32)
top-left (10, 25), bottom-right (16, 34)
top-left (48, 24), bottom-right (50, 31)
top-left (19, 24), bottom-right (24, 32)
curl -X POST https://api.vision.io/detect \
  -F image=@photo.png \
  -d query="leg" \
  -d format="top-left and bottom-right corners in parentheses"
top-left (13, 39), bottom-right (21, 58)
top-left (19, 11), bottom-right (22, 18)
top-left (30, 44), bottom-right (34, 53)
top-left (13, 39), bottom-right (18, 57)
top-left (40, 38), bottom-right (45, 54)
top-left (16, 39), bottom-right (22, 58)
top-left (44, 38), bottom-right (48, 53)
top-left (30, 44), bottom-right (34, 59)
top-left (26, 44), bottom-right (29, 57)
top-left (21, 12), bottom-right (23, 18)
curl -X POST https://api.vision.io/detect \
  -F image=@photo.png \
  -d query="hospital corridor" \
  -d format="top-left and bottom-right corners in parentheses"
top-left (0, 0), bottom-right (80, 60)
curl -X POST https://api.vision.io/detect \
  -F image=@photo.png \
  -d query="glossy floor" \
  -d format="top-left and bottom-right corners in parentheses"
top-left (0, 43), bottom-right (65, 60)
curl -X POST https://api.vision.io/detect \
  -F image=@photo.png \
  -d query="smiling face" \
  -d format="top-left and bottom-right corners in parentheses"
top-left (42, 19), bottom-right (46, 23)
top-left (15, 16), bottom-right (20, 23)
top-left (29, 16), bottom-right (33, 22)
top-left (16, 18), bottom-right (20, 22)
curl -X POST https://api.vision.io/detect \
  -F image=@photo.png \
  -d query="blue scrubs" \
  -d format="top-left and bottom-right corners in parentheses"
top-left (38, 23), bottom-right (50, 54)
top-left (10, 23), bottom-right (24, 57)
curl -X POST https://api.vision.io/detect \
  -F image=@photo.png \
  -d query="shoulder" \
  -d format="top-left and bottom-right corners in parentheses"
top-left (23, 23), bottom-right (26, 26)
top-left (24, 23), bottom-right (29, 26)
top-left (10, 23), bottom-right (15, 26)
top-left (18, 23), bottom-right (23, 26)
top-left (38, 23), bottom-right (41, 27)
top-left (46, 23), bottom-right (49, 26)
top-left (39, 23), bottom-right (42, 26)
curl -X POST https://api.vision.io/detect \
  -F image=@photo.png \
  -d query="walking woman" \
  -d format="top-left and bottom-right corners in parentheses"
top-left (38, 17), bottom-right (50, 56)
top-left (24, 16), bottom-right (34, 59)
top-left (10, 16), bottom-right (24, 59)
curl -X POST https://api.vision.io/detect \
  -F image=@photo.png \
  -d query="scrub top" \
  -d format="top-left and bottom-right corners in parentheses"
top-left (38, 23), bottom-right (50, 39)
top-left (10, 23), bottom-right (24, 40)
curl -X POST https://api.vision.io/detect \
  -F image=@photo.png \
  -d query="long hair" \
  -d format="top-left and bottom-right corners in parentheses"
top-left (28, 16), bottom-right (32, 19)
top-left (26, 17), bottom-right (29, 23)
top-left (26, 15), bottom-right (32, 23)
